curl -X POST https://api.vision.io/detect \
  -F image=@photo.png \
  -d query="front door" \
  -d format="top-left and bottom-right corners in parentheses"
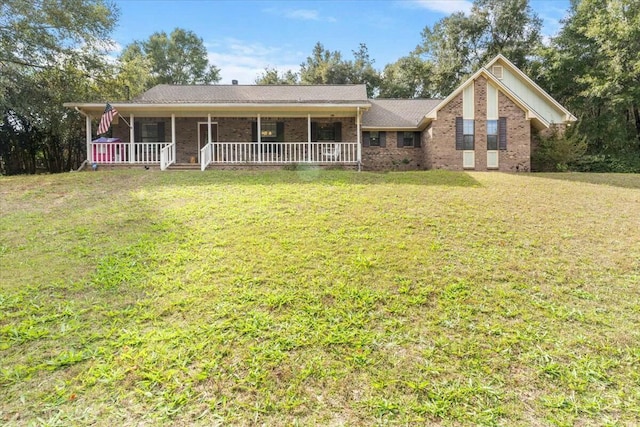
top-left (198, 123), bottom-right (218, 162)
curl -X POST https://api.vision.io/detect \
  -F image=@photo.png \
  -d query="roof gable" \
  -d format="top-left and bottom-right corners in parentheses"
top-left (485, 54), bottom-right (577, 123)
top-left (423, 67), bottom-right (548, 126)
top-left (422, 54), bottom-right (576, 128)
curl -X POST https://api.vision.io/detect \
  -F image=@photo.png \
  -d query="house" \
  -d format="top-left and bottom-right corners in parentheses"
top-left (64, 54), bottom-right (576, 172)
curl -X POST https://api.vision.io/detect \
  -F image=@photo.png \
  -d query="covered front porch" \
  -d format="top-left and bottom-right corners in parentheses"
top-left (83, 109), bottom-right (364, 171)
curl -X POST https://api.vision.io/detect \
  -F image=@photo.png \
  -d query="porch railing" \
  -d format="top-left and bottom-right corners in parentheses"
top-left (200, 142), bottom-right (213, 171)
top-left (160, 142), bottom-right (176, 171)
top-left (91, 142), bottom-right (172, 164)
top-left (203, 142), bottom-right (358, 167)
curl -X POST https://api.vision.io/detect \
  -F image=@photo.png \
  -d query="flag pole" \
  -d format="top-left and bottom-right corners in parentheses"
top-left (118, 113), bottom-right (132, 129)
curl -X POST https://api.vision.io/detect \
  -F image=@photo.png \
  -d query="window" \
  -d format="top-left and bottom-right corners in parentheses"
top-left (312, 122), bottom-right (342, 142)
top-left (261, 121), bottom-right (277, 138)
top-left (363, 131), bottom-right (385, 147)
top-left (141, 123), bottom-right (158, 142)
top-left (369, 131), bottom-right (380, 146)
top-left (396, 131), bottom-right (421, 148)
top-left (317, 123), bottom-right (335, 141)
top-left (135, 121), bottom-right (165, 143)
top-left (487, 120), bottom-right (498, 150)
top-left (402, 132), bottom-right (416, 147)
top-left (463, 119), bottom-right (474, 150)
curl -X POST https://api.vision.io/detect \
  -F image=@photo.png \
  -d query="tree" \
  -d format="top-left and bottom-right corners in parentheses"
top-left (535, 0), bottom-right (640, 161)
top-left (255, 67), bottom-right (299, 85)
top-left (415, 0), bottom-right (542, 96)
top-left (347, 44), bottom-right (381, 97)
top-left (119, 28), bottom-right (220, 89)
top-left (0, 0), bottom-right (118, 69)
top-left (299, 42), bottom-right (381, 97)
top-left (0, 0), bottom-right (119, 174)
top-left (379, 56), bottom-right (432, 98)
top-left (299, 42), bottom-right (349, 85)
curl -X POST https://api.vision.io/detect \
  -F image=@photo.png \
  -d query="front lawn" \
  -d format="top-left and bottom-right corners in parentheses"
top-left (1, 170), bottom-right (639, 426)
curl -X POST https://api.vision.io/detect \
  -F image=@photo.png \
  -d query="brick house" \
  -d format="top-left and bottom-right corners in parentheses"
top-left (65, 54), bottom-right (576, 171)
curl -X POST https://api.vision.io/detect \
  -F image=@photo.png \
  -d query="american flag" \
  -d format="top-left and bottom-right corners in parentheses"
top-left (97, 103), bottom-right (118, 135)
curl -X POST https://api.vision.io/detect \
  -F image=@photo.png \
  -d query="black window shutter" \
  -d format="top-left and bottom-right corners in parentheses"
top-left (499, 117), bottom-right (507, 150)
top-left (380, 132), bottom-right (386, 147)
top-left (276, 121), bottom-right (285, 142)
top-left (311, 122), bottom-right (318, 142)
top-left (363, 131), bottom-right (370, 147)
top-left (455, 117), bottom-right (464, 150)
top-left (397, 131), bottom-right (404, 148)
top-left (414, 131), bottom-right (421, 147)
top-left (333, 122), bottom-right (342, 142)
top-left (157, 121), bottom-right (165, 142)
top-left (251, 121), bottom-right (257, 142)
top-left (134, 122), bottom-right (141, 142)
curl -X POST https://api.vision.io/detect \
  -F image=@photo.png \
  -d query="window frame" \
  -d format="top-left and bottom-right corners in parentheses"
top-left (463, 119), bottom-right (475, 150)
top-left (402, 131), bottom-right (415, 147)
top-left (316, 123), bottom-right (336, 141)
top-left (487, 120), bottom-right (498, 150)
top-left (261, 121), bottom-right (278, 139)
top-left (369, 131), bottom-right (380, 146)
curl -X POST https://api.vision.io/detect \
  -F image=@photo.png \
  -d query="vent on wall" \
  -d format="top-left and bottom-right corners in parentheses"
top-left (492, 65), bottom-right (504, 79)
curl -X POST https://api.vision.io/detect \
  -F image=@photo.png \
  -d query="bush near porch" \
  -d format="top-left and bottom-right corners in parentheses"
top-left (1, 170), bottom-right (639, 426)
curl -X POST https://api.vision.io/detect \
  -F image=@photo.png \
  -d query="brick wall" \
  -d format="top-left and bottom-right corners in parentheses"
top-left (497, 92), bottom-right (531, 171)
top-left (361, 132), bottom-right (424, 171)
top-left (424, 92), bottom-right (464, 170)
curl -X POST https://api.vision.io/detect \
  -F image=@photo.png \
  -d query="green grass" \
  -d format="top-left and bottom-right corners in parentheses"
top-left (1, 169), bottom-right (639, 426)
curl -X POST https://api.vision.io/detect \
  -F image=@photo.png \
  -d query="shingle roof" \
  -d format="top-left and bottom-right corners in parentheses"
top-left (131, 84), bottom-right (369, 104)
top-left (362, 99), bottom-right (442, 128)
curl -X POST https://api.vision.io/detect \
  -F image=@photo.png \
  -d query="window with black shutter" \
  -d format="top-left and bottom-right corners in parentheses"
top-left (487, 120), bottom-right (498, 150)
top-left (312, 122), bottom-right (342, 141)
top-left (463, 119), bottom-right (474, 150)
top-left (398, 131), bottom-right (421, 148)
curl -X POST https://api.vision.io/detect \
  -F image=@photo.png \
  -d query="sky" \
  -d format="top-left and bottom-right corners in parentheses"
top-left (110, 0), bottom-right (572, 84)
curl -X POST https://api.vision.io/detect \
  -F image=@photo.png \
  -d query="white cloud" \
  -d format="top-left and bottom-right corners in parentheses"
top-left (206, 38), bottom-right (301, 84)
top-left (409, 0), bottom-right (472, 14)
top-left (285, 9), bottom-right (320, 20)
top-left (264, 7), bottom-right (336, 22)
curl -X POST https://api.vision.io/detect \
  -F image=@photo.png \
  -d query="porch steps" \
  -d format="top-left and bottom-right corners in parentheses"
top-left (167, 163), bottom-right (201, 171)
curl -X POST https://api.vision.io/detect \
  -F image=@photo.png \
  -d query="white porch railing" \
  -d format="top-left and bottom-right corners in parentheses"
top-left (200, 142), bottom-right (213, 171)
top-left (91, 142), bottom-right (172, 164)
top-left (202, 142), bottom-right (358, 167)
top-left (160, 142), bottom-right (176, 171)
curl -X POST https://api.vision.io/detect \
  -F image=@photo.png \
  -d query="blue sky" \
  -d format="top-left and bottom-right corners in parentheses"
top-left (111, 0), bottom-right (571, 84)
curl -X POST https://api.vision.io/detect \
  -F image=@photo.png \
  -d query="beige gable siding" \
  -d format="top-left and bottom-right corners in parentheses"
top-left (487, 83), bottom-right (498, 120)
top-left (463, 84), bottom-right (474, 119)
top-left (499, 67), bottom-right (565, 124)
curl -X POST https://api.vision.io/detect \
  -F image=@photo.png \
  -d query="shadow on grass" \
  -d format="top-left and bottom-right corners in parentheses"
top-left (150, 168), bottom-right (483, 188)
top-left (529, 172), bottom-right (640, 189)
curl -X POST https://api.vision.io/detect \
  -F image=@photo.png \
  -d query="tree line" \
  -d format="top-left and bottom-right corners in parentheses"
top-left (1, 0), bottom-right (638, 174)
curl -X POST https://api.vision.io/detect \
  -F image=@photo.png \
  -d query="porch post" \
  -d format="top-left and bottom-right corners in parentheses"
top-left (307, 113), bottom-right (311, 163)
top-left (257, 113), bottom-right (262, 163)
top-left (171, 114), bottom-right (176, 161)
top-left (207, 113), bottom-right (211, 164)
top-left (86, 115), bottom-right (92, 163)
top-left (356, 107), bottom-right (361, 171)
top-left (129, 114), bottom-right (135, 163)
